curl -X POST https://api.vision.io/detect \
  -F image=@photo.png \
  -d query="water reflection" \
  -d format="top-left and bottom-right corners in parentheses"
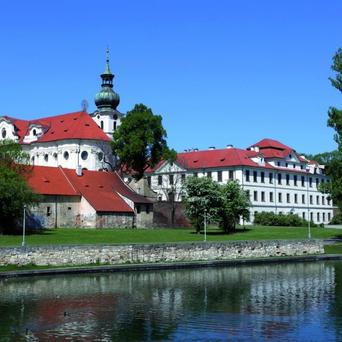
top-left (0, 261), bottom-right (339, 341)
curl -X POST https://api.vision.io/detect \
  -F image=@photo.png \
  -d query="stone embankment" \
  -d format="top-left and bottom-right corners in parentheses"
top-left (0, 240), bottom-right (323, 267)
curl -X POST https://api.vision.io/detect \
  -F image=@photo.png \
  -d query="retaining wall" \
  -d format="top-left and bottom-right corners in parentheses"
top-left (0, 240), bottom-right (324, 267)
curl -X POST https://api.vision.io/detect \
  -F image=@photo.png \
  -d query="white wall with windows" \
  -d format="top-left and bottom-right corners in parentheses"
top-left (147, 162), bottom-right (335, 225)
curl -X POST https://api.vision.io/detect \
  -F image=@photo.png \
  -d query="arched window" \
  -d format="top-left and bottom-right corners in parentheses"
top-left (44, 154), bottom-right (49, 162)
top-left (100, 121), bottom-right (104, 130)
top-left (113, 121), bottom-right (117, 131)
top-left (32, 129), bottom-right (37, 136)
top-left (53, 152), bottom-right (58, 160)
top-left (64, 151), bottom-right (69, 160)
top-left (1, 128), bottom-right (6, 138)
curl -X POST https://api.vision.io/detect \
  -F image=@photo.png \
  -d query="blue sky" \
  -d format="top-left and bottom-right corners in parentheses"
top-left (0, 1), bottom-right (341, 154)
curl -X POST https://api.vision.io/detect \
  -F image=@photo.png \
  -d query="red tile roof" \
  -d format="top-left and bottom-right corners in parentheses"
top-left (146, 139), bottom-right (317, 174)
top-left (26, 166), bottom-right (150, 213)
top-left (26, 166), bottom-right (79, 196)
top-left (3, 111), bottom-right (110, 143)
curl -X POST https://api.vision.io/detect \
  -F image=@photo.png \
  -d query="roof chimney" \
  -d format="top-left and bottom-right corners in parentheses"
top-left (193, 148), bottom-right (198, 152)
top-left (76, 165), bottom-right (83, 177)
top-left (209, 146), bottom-right (215, 150)
top-left (226, 144), bottom-right (233, 149)
top-left (254, 146), bottom-right (260, 152)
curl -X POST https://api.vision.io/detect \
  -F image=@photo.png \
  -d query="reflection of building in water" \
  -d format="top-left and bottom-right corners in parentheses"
top-left (0, 262), bottom-right (337, 341)
top-left (243, 263), bottom-right (335, 315)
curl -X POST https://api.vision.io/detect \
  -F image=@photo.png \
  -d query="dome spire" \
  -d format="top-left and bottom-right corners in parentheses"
top-left (94, 49), bottom-right (120, 111)
top-left (105, 46), bottom-right (111, 74)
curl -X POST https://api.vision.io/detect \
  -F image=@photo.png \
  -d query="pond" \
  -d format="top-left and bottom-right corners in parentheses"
top-left (1, 261), bottom-right (342, 341)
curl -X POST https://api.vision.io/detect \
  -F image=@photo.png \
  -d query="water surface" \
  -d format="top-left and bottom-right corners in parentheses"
top-left (1, 261), bottom-right (342, 341)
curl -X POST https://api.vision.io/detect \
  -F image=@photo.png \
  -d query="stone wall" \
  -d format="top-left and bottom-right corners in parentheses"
top-left (0, 240), bottom-right (323, 267)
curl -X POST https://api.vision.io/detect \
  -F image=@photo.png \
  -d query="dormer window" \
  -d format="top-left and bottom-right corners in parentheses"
top-left (32, 129), bottom-right (37, 136)
top-left (1, 128), bottom-right (6, 138)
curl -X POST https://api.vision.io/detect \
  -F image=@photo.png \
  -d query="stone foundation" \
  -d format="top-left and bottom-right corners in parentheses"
top-left (0, 240), bottom-right (323, 267)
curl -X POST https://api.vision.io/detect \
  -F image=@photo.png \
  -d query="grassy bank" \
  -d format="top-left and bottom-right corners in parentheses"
top-left (0, 226), bottom-right (342, 248)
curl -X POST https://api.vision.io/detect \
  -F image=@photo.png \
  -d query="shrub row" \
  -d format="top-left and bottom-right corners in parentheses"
top-left (254, 211), bottom-right (317, 227)
top-left (330, 212), bottom-right (342, 225)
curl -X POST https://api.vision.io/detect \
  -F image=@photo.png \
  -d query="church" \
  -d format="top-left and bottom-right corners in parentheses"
top-left (0, 53), bottom-right (153, 228)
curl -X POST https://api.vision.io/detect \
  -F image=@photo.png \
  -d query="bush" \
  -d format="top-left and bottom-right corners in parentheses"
top-left (254, 212), bottom-right (317, 227)
top-left (330, 213), bottom-right (342, 224)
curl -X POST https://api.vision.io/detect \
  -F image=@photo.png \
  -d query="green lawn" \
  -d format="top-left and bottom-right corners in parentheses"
top-left (1, 225), bottom-right (342, 248)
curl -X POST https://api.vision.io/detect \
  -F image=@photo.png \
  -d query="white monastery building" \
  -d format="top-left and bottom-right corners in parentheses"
top-left (0, 52), bottom-right (336, 227)
top-left (0, 54), bottom-right (153, 228)
top-left (146, 139), bottom-right (336, 225)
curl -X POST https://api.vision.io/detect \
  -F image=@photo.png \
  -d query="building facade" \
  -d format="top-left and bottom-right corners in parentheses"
top-left (146, 139), bottom-right (335, 224)
top-left (0, 53), bottom-right (153, 228)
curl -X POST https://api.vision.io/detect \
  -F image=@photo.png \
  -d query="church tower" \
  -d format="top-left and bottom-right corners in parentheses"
top-left (91, 49), bottom-right (123, 138)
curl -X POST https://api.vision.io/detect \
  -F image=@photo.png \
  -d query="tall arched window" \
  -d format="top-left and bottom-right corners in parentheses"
top-left (113, 121), bottom-right (117, 131)
top-left (100, 121), bottom-right (104, 129)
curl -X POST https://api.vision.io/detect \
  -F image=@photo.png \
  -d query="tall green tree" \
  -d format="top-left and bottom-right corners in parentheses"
top-left (218, 180), bottom-right (250, 233)
top-left (112, 104), bottom-right (176, 180)
top-left (183, 176), bottom-right (223, 233)
top-left (0, 140), bottom-right (39, 234)
top-left (323, 49), bottom-right (342, 209)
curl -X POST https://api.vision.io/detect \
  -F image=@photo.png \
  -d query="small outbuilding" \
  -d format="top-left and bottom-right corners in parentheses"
top-left (26, 166), bottom-right (153, 228)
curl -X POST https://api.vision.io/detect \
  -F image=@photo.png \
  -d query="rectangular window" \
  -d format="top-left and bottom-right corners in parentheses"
top-left (136, 205), bottom-right (141, 214)
top-left (169, 174), bottom-right (174, 185)
top-left (322, 196), bottom-right (325, 205)
top-left (254, 191), bottom-right (258, 201)
top-left (269, 173), bottom-right (273, 184)
top-left (278, 173), bottom-right (282, 185)
top-left (193, 172), bottom-right (198, 178)
top-left (277, 161), bottom-right (281, 166)
top-left (286, 174), bottom-right (290, 185)
top-left (302, 212), bottom-right (306, 220)
top-left (158, 175), bottom-right (162, 186)
top-left (147, 176), bottom-right (151, 187)
top-left (309, 177), bottom-right (312, 187)
top-left (317, 212), bottom-right (320, 222)
top-left (302, 194), bottom-right (305, 204)
top-left (217, 171), bottom-right (222, 182)
top-left (310, 212), bottom-right (313, 222)
top-left (294, 194), bottom-right (298, 204)
top-left (293, 164), bottom-right (296, 169)
top-left (323, 212), bottom-right (325, 222)
top-left (261, 172), bottom-right (265, 183)
top-left (261, 191), bottom-right (265, 202)
top-left (253, 171), bottom-right (257, 182)
top-left (301, 176), bottom-right (305, 187)
top-left (246, 170), bottom-right (250, 182)
top-left (181, 174), bottom-right (186, 183)
top-left (46, 206), bottom-right (51, 217)
top-left (328, 213), bottom-right (331, 221)
top-left (286, 193), bottom-right (290, 203)
top-left (146, 205), bottom-right (150, 214)
top-left (278, 192), bottom-right (282, 203)
top-left (246, 190), bottom-right (250, 199)
top-left (316, 195), bottom-right (319, 205)
top-left (294, 175), bottom-right (297, 186)
top-left (229, 170), bottom-right (234, 180)
top-left (207, 171), bottom-right (211, 179)
top-left (310, 195), bottom-right (313, 205)
top-left (269, 192), bottom-right (273, 202)
top-left (316, 178), bottom-right (319, 188)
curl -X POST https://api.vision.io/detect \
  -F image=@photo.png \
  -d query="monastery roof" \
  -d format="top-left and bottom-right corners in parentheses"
top-left (3, 111), bottom-right (110, 143)
top-left (27, 166), bottom-right (150, 213)
top-left (146, 139), bottom-right (319, 174)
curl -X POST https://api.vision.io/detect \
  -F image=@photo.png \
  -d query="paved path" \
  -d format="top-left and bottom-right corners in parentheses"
top-left (326, 225), bottom-right (342, 229)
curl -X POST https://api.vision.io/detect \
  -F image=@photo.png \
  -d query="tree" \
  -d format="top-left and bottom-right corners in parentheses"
top-left (112, 104), bottom-right (176, 180)
top-left (0, 140), bottom-right (40, 234)
top-left (183, 176), bottom-right (223, 233)
top-left (323, 49), bottom-right (342, 209)
top-left (218, 181), bottom-right (250, 233)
